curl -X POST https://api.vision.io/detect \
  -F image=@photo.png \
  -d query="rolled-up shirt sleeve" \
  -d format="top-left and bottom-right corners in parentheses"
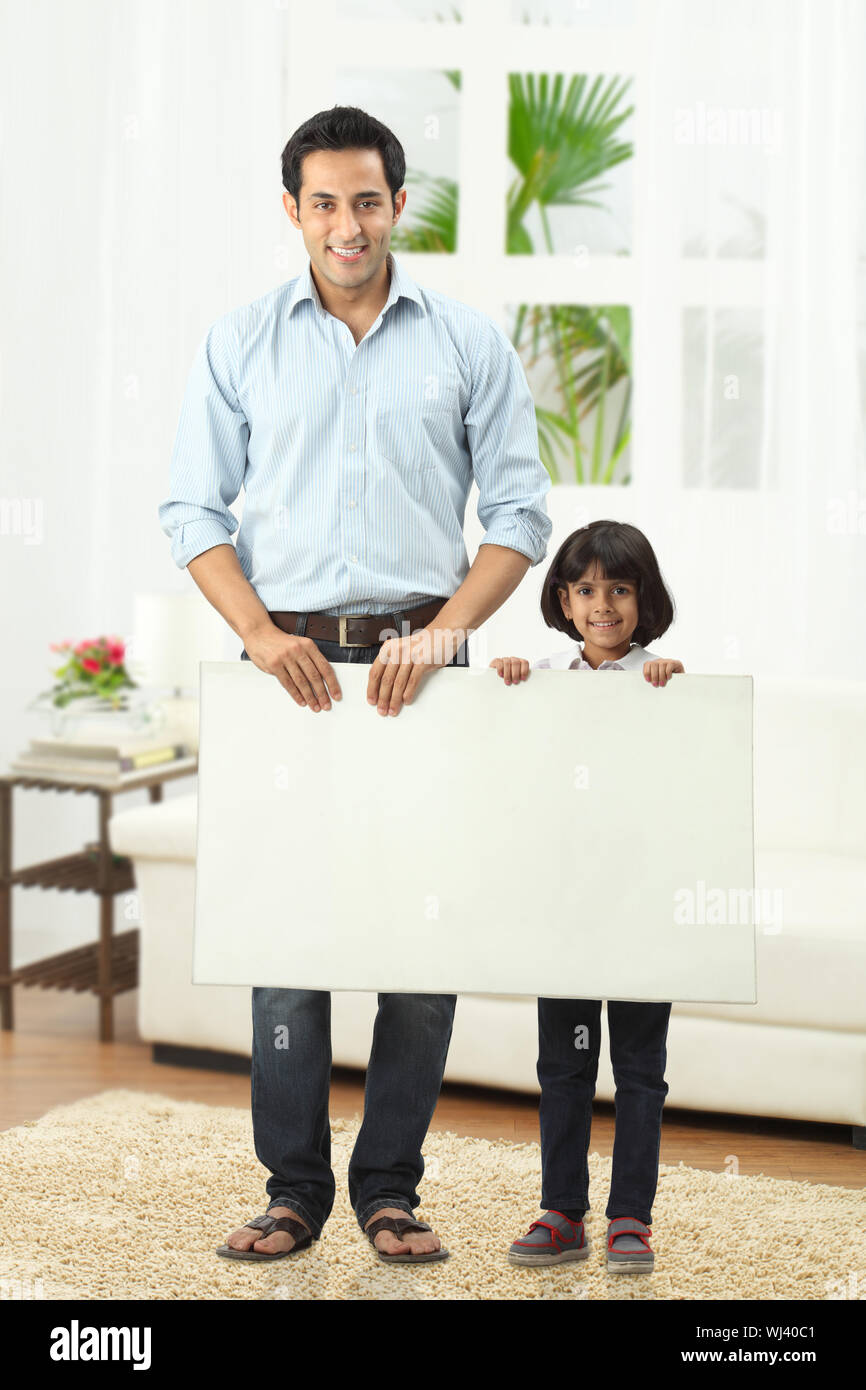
top-left (465, 317), bottom-right (552, 566)
top-left (158, 315), bottom-right (249, 569)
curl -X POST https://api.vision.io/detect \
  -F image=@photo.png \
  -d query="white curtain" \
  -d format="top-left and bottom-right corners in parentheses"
top-left (661, 0), bottom-right (866, 676)
top-left (762, 0), bottom-right (866, 664)
top-left (0, 0), bottom-right (286, 952)
top-left (0, 0), bottom-right (286, 749)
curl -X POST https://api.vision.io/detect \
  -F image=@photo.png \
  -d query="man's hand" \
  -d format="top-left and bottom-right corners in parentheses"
top-left (243, 623), bottom-right (342, 711)
top-left (490, 656), bottom-right (530, 685)
top-left (643, 658), bottom-right (684, 687)
top-left (367, 626), bottom-right (466, 716)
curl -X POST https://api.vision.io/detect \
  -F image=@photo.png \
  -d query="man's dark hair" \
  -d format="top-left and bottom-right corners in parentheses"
top-left (539, 519), bottom-right (675, 648)
top-left (281, 105), bottom-right (406, 214)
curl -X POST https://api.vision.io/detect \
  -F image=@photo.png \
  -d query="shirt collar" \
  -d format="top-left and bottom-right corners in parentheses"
top-left (285, 249), bottom-right (426, 320)
top-left (545, 643), bottom-right (655, 671)
top-left (594, 643), bottom-right (652, 671)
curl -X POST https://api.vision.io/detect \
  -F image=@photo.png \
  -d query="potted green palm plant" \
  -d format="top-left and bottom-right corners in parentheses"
top-left (393, 67), bottom-right (635, 484)
top-left (507, 72), bottom-right (634, 483)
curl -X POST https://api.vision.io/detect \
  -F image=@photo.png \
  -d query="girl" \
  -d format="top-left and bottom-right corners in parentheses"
top-left (490, 519), bottom-right (684, 1275)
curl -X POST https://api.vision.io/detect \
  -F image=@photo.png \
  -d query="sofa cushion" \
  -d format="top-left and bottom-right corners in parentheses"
top-left (674, 850), bottom-right (866, 1031)
top-left (109, 793), bottom-right (198, 862)
top-left (753, 677), bottom-right (866, 857)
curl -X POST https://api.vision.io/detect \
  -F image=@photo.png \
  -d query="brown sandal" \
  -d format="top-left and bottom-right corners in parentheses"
top-left (216, 1212), bottom-right (314, 1262)
top-left (364, 1215), bottom-right (449, 1264)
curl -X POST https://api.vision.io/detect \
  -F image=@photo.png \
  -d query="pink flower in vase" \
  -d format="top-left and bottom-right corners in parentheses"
top-left (81, 657), bottom-right (101, 674)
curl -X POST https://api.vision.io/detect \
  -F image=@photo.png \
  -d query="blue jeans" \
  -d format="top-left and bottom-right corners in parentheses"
top-left (536, 997), bottom-right (671, 1227)
top-left (240, 629), bottom-right (468, 1236)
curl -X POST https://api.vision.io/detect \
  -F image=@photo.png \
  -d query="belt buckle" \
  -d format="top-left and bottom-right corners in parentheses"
top-left (338, 614), bottom-right (370, 648)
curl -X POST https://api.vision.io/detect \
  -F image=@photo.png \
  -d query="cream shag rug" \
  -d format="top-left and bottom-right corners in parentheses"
top-left (1, 1089), bottom-right (862, 1301)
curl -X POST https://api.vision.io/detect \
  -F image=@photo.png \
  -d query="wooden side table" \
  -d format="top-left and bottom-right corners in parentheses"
top-left (0, 759), bottom-right (197, 1041)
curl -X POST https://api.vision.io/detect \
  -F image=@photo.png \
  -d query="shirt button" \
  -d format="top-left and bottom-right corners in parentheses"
top-left (351, 387), bottom-right (358, 396)
top-left (350, 554), bottom-right (358, 563)
top-left (348, 443), bottom-right (357, 452)
top-left (347, 499), bottom-right (357, 508)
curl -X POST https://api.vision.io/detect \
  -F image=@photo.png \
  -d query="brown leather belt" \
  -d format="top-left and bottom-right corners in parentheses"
top-left (267, 597), bottom-right (449, 648)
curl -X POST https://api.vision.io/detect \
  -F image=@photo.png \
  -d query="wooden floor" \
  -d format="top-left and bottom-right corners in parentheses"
top-left (1, 986), bottom-right (863, 1188)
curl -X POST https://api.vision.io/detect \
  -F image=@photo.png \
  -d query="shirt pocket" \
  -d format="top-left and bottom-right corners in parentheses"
top-left (373, 376), bottom-right (461, 471)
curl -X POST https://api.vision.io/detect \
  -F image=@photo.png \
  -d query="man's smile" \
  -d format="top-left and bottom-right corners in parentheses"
top-left (327, 245), bottom-right (368, 262)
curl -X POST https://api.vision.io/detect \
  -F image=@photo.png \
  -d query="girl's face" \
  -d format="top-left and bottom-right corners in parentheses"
top-left (557, 565), bottom-right (640, 657)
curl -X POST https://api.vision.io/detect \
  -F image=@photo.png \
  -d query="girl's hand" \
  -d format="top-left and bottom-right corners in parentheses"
top-left (490, 657), bottom-right (530, 686)
top-left (643, 659), bottom-right (685, 687)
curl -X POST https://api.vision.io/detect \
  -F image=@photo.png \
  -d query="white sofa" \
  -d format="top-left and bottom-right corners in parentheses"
top-left (109, 675), bottom-right (866, 1144)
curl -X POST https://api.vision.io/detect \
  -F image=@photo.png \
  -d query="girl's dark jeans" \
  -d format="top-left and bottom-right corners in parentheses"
top-left (536, 997), bottom-right (672, 1227)
top-left (240, 631), bottom-right (467, 1237)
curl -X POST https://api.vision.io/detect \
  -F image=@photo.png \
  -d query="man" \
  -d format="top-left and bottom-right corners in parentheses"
top-left (159, 105), bottom-right (552, 1263)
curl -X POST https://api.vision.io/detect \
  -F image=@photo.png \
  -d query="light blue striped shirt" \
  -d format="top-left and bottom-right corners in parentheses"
top-left (159, 251), bottom-right (552, 615)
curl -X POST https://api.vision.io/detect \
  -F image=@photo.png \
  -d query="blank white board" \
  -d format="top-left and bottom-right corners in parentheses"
top-left (192, 663), bottom-right (755, 1002)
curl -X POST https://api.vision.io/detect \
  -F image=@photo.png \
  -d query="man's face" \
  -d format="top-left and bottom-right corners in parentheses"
top-left (283, 147), bottom-right (405, 290)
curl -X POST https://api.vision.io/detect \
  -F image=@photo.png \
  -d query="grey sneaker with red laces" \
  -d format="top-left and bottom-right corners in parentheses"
top-left (507, 1211), bottom-right (592, 1267)
top-left (606, 1216), bottom-right (654, 1273)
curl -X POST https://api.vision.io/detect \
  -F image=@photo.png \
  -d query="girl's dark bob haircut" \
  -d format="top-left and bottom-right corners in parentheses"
top-left (540, 519), bottom-right (675, 649)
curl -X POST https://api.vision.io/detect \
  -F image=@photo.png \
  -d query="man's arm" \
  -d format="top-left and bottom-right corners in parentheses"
top-left (463, 316), bottom-right (552, 569)
top-left (423, 542), bottom-right (530, 651)
top-left (162, 322), bottom-right (342, 712)
top-left (187, 543), bottom-right (343, 711)
top-left (158, 319), bottom-right (249, 568)
top-left (365, 542), bottom-right (530, 717)
top-left (187, 543), bottom-right (271, 646)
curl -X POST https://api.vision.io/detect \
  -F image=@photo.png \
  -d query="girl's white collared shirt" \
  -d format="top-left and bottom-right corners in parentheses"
top-left (532, 642), bottom-right (661, 672)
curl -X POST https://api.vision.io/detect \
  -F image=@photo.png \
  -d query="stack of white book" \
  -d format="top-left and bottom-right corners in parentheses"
top-left (11, 730), bottom-right (196, 784)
